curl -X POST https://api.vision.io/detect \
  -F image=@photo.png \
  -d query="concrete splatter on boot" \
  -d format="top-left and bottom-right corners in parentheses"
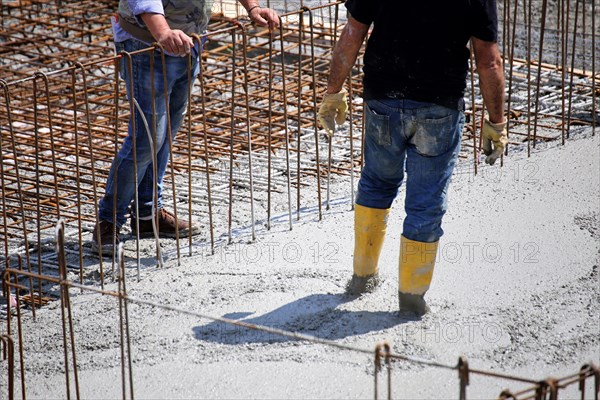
top-left (398, 292), bottom-right (429, 316)
top-left (346, 273), bottom-right (380, 295)
top-left (398, 236), bottom-right (438, 316)
top-left (348, 205), bottom-right (390, 295)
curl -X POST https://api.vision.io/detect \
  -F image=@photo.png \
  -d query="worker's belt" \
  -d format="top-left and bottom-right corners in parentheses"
top-left (116, 13), bottom-right (155, 44)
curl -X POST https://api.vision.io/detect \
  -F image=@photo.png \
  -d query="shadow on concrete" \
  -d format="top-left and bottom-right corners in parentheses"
top-left (193, 293), bottom-right (414, 344)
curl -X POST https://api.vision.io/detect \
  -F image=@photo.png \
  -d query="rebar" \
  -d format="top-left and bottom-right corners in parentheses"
top-left (0, 2), bottom-right (599, 396)
top-left (0, 0), bottom-right (597, 310)
top-left (4, 233), bottom-right (600, 400)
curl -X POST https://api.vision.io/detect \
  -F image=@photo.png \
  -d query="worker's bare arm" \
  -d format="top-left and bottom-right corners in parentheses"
top-left (472, 37), bottom-right (505, 123)
top-left (326, 15), bottom-right (370, 94)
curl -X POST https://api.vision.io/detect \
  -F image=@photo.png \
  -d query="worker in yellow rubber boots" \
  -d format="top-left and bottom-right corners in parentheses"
top-left (318, 0), bottom-right (506, 316)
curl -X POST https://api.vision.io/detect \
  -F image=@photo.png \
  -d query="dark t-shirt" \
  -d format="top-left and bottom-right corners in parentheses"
top-left (345, 0), bottom-right (498, 109)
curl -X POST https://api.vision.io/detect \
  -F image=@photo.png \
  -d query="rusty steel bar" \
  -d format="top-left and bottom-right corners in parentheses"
top-left (158, 42), bottom-right (183, 263)
top-left (0, 125), bottom-right (8, 266)
top-left (56, 220), bottom-right (81, 399)
top-left (3, 249), bottom-right (600, 400)
top-left (227, 26), bottom-right (237, 245)
top-left (69, 68), bottom-right (84, 286)
top-left (1, 0), bottom-right (599, 295)
top-left (0, 334), bottom-right (15, 400)
top-left (531, 0), bottom-right (548, 148)
top-left (267, 28), bottom-right (275, 229)
top-left (117, 243), bottom-right (135, 400)
top-left (240, 24), bottom-right (257, 241)
top-left (281, 28), bottom-right (295, 231)
top-left (374, 343), bottom-right (381, 400)
top-left (192, 32), bottom-right (215, 255)
top-left (1, 79), bottom-right (36, 321)
top-left (304, 6), bottom-right (323, 221)
top-left (384, 343), bottom-right (391, 400)
top-left (592, 0), bottom-right (597, 136)
top-left (505, 0), bottom-right (519, 156)
top-left (567, 0), bottom-right (581, 139)
top-left (125, 51), bottom-right (141, 275)
top-left (522, 0), bottom-right (530, 157)
top-left (154, 44), bottom-right (175, 265)
top-left (347, 71), bottom-right (355, 209)
top-left (186, 50), bottom-right (194, 256)
top-left (295, 10), bottom-right (303, 221)
top-left (469, 41), bottom-right (479, 170)
top-left (458, 357), bottom-right (470, 400)
top-left (560, 0), bottom-right (567, 145)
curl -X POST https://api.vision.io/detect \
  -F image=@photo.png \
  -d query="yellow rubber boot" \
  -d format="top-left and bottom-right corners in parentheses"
top-left (398, 236), bottom-right (439, 316)
top-left (347, 204), bottom-right (390, 294)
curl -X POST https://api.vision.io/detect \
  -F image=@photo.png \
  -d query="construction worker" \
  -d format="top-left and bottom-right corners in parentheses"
top-left (318, 0), bottom-right (507, 315)
top-left (93, 0), bottom-right (279, 255)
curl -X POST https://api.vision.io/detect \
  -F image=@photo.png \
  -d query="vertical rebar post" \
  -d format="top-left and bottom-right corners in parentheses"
top-left (121, 51), bottom-right (141, 272)
top-left (295, 10), bottom-right (304, 221)
top-left (347, 72), bottom-right (355, 209)
top-left (531, 0), bottom-right (548, 148)
top-left (560, 0), bottom-right (567, 145)
top-left (158, 43), bottom-right (182, 264)
top-left (69, 68), bottom-right (85, 286)
top-left (56, 220), bottom-right (72, 400)
top-left (267, 28), bottom-right (274, 230)
top-left (0, 334), bottom-right (15, 400)
top-left (117, 242), bottom-right (135, 400)
top-left (505, 0), bottom-right (519, 155)
top-left (0, 80), bottom-right (11, 266)
top-left (239, 25), bottom-right (257, 241)
top-left (567, 0), bottom-right (581, 139)
top-left (279, 16), bottom-right (294, 231)
top-left (31, 75), bottom-right (42, 321)
top-left (591, 0), bottom-right (596, 136)
top-left (526, 0), bottom-right (532, 157)
top-left (469, 41), bottom-right (479, 171)
top-left (192, 33), bottom-right (215, 255)
top-left (374, 343), bottom-right (382, 400)
top-left (56, 220), bottom-right (81, 399)
top-left (186, 49), bottom-right (194, 257)
top-left (227, 28), bottom-right (237, 245)
top-left (305, 7), bottom-right (323, 220)
top-left (458, 356), bottom-right (470, 400)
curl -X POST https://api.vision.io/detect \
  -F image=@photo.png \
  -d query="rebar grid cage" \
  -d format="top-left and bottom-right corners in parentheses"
top-left (0, 0), bottom-right (598, 275)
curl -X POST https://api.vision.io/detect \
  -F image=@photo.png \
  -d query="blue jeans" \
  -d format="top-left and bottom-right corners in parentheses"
top-left (356, 98), bottom-right (464, 243)
top-left (99, 39), bottom-right (200, 228)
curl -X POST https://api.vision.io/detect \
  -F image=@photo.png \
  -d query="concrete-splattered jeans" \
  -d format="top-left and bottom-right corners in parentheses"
top-left (356, 98), bottom-right (464, 243)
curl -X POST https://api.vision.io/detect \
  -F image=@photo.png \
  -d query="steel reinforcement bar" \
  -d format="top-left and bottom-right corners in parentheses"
top-left (1, 0), bottom-right (598, 285)
top-left (0, 220), bottom-right (598, 399)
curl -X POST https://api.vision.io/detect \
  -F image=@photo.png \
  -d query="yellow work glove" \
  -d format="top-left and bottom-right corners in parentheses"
top-left (318, 89), bottom-right (348, 137)
top-left (482, 118), bottom-right (508, 166)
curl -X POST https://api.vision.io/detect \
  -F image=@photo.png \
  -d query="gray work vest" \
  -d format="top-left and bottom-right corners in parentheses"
top-left (118, 0), bottom-right (213, 36)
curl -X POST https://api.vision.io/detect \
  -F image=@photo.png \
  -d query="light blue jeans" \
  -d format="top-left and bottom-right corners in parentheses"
top-left (356, 98), bottom-right (464, 243)
top-left (99, 39), bottom-right (200, 228)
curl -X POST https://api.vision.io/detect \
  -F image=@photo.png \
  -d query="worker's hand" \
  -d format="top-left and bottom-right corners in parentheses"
top-left (248, 6), bottom-right (280, 30)
top-left (318, 89), bottom-right (348, 137)
top-left (155, 29), bottom-right (194, 57)
top-left (481, 118), bottom-right (508, 166)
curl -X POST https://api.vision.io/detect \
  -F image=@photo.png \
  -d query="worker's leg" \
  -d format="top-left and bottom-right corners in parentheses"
top-left (350, 99), bottom-right (407, 294)
top-left (399, 100), bottom-right (464, 314)
top-left (135, 49), bottom-right (200, 218)
top-left (98, 39), bottom-right (170, 229)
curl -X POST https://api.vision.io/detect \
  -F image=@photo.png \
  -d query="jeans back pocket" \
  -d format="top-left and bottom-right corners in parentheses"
top-left (365, 103), bottom-right (391, 146)
top-left (409, 111), bottom-right (459, 157)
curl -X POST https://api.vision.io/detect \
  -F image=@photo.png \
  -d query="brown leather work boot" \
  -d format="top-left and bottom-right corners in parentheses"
top-left (91, 220), bottom-right (120, 256)
top-left (131, 208), bottom-right (200, 238)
